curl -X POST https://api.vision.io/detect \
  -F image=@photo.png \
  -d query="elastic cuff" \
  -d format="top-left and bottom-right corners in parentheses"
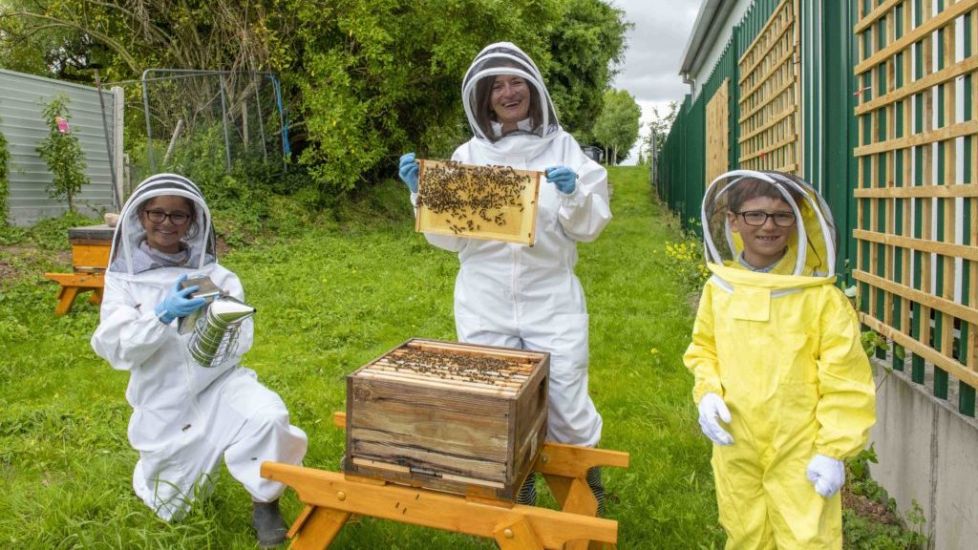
top-left (154, 303), bottom-right (175, 325)
top-left (558, 183), bottom-right (584, 203)
top-left (813, 447), bottom-right (845, 461)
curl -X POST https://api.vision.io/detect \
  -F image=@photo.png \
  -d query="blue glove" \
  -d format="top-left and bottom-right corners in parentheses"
top-left (154, 274), bottom-right (206, 324)
top-left (398, 152), bottom-right (419, 193)
top-left (545, 166), bottom-right (577, 195)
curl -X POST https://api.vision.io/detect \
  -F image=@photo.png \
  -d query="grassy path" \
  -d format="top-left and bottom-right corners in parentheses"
top-left (0, 166), bottom-right (722, 548)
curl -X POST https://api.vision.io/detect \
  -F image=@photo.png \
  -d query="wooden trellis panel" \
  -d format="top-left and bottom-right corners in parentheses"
top-left (853, 0), bottom-right (978, 416)
top-left (706, 79), bottom-right (730, 186)
top-left (737, 0), bottom-right (801, 173)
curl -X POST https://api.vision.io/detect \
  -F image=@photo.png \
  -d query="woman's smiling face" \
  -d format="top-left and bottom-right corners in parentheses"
top-left (490, 74), bottom-right (530, 128)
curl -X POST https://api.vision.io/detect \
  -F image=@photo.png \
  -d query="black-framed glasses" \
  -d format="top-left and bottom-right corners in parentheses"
top-left (143, 209), bottom-right (191, 226)
top-left (735, 210), bottom-right (796, 227)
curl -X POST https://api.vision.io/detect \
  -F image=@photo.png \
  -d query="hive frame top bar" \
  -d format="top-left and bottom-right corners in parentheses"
top-left (349, 338), bottom-right (550, 397)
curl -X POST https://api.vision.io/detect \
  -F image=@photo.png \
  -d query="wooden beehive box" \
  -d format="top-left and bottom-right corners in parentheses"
top-left (415, 159), bottom-right (542, 246)
top-left (345, 338), bottom-right (549, 501)
top-left (67, 224), bottom-right (114, 272)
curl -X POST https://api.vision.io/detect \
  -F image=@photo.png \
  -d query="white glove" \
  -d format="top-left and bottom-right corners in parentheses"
top-left (697, 393), bottom-right (734, 446)
top-left (806, 454), bottom-right (845, 498)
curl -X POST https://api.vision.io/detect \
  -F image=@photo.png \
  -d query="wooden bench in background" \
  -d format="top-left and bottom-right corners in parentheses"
top-left (44, 224), bottom-right (114, 316)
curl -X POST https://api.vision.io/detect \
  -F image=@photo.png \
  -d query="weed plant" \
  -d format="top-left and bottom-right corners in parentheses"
top-left (843, 446), bottom-right (928, 548)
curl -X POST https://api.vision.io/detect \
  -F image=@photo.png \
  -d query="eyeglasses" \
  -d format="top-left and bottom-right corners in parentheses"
top-left (735, 210), bottom-right (796, 227)
top-left (143, 209), bottom-right (191, 226)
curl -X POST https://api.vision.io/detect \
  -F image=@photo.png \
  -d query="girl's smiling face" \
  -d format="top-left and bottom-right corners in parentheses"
top-left (141, 196), bottom-right (193, 254)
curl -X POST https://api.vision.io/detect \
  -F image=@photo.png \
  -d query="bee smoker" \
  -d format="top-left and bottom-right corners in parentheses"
top-left (177, 276), bottom-right (256, 368)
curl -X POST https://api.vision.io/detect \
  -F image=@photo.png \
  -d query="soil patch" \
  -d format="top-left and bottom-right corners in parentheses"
top-left (0, 259), bottom-right (17, 280)
top-left (843, 488), bottom-right (900, 525)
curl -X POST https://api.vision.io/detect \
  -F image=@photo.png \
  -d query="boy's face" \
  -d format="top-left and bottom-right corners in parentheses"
top-left (728, 196), bottom-right (797, 267)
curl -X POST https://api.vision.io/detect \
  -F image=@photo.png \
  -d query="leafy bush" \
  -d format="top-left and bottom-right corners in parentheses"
top-left (35, 94), bottom-right (89, 212)
top-left (276, 0), bottom-right (629, 195)
top-left (843, 446), bottom-right (928, 549)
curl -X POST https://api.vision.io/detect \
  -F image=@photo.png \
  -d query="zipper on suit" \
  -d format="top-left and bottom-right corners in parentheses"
top-left (511, 244), bottom-right (521, 326)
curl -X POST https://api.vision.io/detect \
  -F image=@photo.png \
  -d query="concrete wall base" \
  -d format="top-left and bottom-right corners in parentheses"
top-left (869, 363), bottom-right (978, 550)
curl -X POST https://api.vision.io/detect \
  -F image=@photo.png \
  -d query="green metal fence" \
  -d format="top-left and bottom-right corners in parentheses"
top-left (657, 0), bottom-right (978, 416)
top-left (657, 0), bottom-right (783, 234)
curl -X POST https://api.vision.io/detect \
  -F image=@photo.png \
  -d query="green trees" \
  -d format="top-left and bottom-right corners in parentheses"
top-left (279, 0), bottom-right (628, 194)
top-left (643, 101), bottom-right (678, 166)
top-left (546, 0), bottom-right (629, 141)
top-left (1, 0), bottom-right (629, 196)
top-left (36, 94), bottom-right (89, 213)
top-left (593, 88), bottom-right (641, 165)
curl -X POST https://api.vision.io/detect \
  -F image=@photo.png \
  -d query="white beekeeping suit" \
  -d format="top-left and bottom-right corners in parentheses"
top-left (91, 173), bottom-right (307, 521)
top-left (411, 42), bottom-right (612, 446)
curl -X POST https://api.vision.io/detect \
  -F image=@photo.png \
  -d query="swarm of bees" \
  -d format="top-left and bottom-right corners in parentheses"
top-left (417, 161), bottom-right (530, 235)
top-left (387, 348), bottom-right (529, 385)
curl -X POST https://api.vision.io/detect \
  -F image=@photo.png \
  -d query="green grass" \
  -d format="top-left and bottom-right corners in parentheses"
top-left (0, 166), bottom-right (721, 548)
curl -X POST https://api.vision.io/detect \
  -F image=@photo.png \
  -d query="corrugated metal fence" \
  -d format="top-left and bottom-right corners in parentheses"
top-left (0, 69), bottom-right (122, 226)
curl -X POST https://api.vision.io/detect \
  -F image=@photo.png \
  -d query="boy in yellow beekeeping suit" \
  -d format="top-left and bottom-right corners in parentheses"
top-left (684, 170), bottom-right (876, 548)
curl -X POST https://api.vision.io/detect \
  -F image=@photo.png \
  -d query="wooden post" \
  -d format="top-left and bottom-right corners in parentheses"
top-left (112, 86), bottom-right (125, 206)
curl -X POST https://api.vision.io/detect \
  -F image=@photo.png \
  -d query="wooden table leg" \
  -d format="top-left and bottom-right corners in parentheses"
top-left (542, 475), bottom-right (597, 517)
top-left (289, 505), bottom-right (350, 550)
top-left (493, 515), bottom-right (544, 550)
top-left (543, 475), bottom-right (610, 550)
top-left (54, 286), bottom-right (79, 316)
top-left (89, 287), bottom-right (103, 305)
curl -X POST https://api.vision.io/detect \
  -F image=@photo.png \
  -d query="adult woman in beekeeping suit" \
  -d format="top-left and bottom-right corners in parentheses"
top-left (684, 170), bottom-right (876, 547)
top-left (398, 42), bottom-right (612, 510)
top-left (91, 174), bottom-right (307, 548)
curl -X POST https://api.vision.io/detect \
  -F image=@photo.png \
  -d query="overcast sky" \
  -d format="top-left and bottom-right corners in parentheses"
top-left (608, 0), bottom-right (701, 163)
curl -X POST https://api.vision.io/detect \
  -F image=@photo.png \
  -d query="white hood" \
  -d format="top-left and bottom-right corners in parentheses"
top-left (461, 42), bottom-right (560, 148)
top-left (108, 173), bottom-right (217, 276)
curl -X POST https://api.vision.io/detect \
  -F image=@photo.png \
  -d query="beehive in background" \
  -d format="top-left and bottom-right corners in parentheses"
top-left (68, 225), bottom-right (114, 272)
top-left (345, 339), bottom-right (549, 501)
top-left (415, 159), bottom-right (541, 246)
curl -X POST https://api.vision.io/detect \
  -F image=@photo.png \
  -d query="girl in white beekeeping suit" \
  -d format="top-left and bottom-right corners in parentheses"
top-left (91, 174), bottom-right (307, 548)
top-left (397, 42), bottom-right (613, 512)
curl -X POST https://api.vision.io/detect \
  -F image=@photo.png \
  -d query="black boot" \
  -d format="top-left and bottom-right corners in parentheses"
top-left (252, 499), bottom-right (287, 548)
top-left (586, 467), bottom-right (606, 516)
top-left (516, 473), bottom-right (537, 505)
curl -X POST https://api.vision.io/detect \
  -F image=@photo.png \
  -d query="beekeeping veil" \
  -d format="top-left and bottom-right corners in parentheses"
top-left (702, 170), bottom-right (836, 278)
top-left (108, 173), bottom-right (217, 276)
top-left (461, 42), bottom-right (560, 143)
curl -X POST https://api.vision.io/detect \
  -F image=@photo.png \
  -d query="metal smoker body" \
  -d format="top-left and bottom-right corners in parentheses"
top-left (186, 293), bottom-right (256, 368)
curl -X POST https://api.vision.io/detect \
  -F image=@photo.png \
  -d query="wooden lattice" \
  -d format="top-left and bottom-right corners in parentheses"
top-left (853, 0), bottom-right (978, 412)
top-left (737, 0), bottom-right (801, 173)
top-left (706, 79), bottom-right (730, 186)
